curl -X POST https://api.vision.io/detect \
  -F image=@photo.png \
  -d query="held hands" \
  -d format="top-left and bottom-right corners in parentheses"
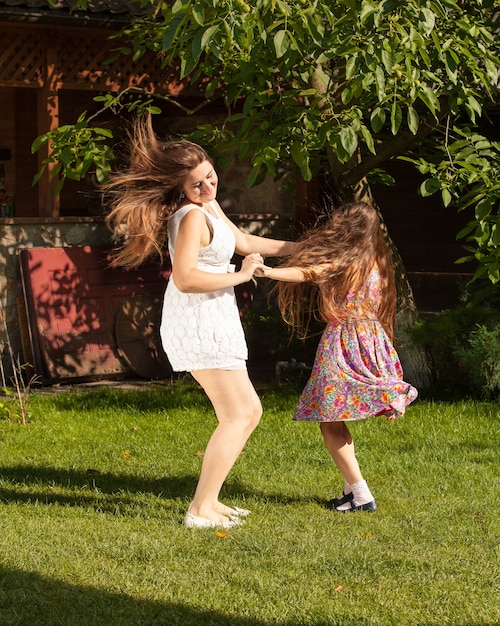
top-left (253, 264), bottom-right (273, 278)
top-left (239, 253), bottom-right (264, 281)
top-left (239, 253), bottom-right (276, 282)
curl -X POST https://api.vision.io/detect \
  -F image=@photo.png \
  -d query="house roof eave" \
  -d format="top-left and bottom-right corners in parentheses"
top-left (0, 0), bottom-right (141, 27)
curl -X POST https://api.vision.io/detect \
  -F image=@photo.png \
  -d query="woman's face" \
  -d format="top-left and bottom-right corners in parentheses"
top-left (181, 160), bottom-right (218, 205)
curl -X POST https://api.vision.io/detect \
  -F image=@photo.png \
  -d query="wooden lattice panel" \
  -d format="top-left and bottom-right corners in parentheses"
top-left (54, 34), bottom-right (175, 92)
top-left (0, 30), bottom-right (44, 87)
top-left (0, 26), bottom-right (180, 93)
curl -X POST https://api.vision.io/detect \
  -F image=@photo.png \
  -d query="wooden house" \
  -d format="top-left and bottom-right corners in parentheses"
top-left (0, 0), bottom-right (492, 383)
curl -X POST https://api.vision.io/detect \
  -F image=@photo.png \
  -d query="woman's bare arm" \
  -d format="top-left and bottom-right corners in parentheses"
top-left (216, 202), bottom-right (297, 257)
top-left (172, 210), bottom-right (260, 293)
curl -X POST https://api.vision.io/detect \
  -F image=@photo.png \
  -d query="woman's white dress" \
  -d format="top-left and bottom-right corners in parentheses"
top-left (160, 202), bottom-right (247, 372)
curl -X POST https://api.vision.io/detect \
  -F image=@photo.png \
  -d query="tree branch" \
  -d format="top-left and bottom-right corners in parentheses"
top-left (340, 103), bottom-right (451, 188)
top-left (86, 86), bottom-right (217, 124)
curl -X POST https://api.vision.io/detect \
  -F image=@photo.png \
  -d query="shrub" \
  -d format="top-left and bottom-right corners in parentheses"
top-left (453, 324), bottom-right (500, 399)
top-left (412, 295), bottom-right (500, 398)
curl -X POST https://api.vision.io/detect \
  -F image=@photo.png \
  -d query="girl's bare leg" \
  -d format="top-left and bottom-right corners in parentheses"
top-left (319, 422), bottom-right (363, 485)
top-left (188, 369), bottom-right (262, 523)
top-left (320, 421), bottom-right (375, 508)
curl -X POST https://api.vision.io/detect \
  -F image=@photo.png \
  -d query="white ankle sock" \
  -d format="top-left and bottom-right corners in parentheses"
top-left (334, 480), bottom-right (353, 511)
top-left (351, 479), bottom-right (374, 506)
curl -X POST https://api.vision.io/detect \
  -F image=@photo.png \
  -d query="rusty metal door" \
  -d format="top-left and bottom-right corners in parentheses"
top-left (19, 246), bottom-right (171, 383)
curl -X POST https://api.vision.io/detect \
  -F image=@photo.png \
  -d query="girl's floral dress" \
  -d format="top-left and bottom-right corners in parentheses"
top-left (294, 268), bottom-right (418, 422)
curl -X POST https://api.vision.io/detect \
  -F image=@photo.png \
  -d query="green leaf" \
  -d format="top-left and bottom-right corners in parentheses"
top-left (381, 49), bottom-right (394, 74)
top-left (345, 55), bottom-right (358, 80)
top-left (441, 188), bottom-right (452, 207)
top-left (418, 86), bottom-right (439, 117)
top-left (475, 199), bottom-right (492, 220)
top-left (181, 47), bottom-right (198, 79)
top-left (290, 141), bottom-right (305, 168)
top-left (444, 50), bottom-right (458, 84)
top-left (374, 66), bottom-right (386, 99)
top-left (407, 106), bottom-right (419, 135)
top-left (55, 177), bottom-right (65, 196)
top-left (492, 225), bottom-right (500, 246)
top-left (390, 102), bottom-right (402, 135)
top-left (420, 177), bottom-right (441, 197)
top-left (32, 165), bottom-right (46, 186)
top-left (418, 8), bottom-right (436, 35)
top-left (312, 66), bottom-right (330, 89)
top-left (274, 30), bottom-right (289, 58)
top-left (162, 14), bottom-right (185, 52)
top-left (456, 222), bottom-right (477, 240)
top-left (360, 124), bottom-right (376, 154)
top-left (370, 107), bottom-right (386, 133)
top-left (59, 147), bottom-right (72, 165)
top-left (200, 24), bottom-right (219, 49)
top-left (31, 134), bottom-right (50, 153)
top-left (247, 164), bottom-right (263, 188)
top-left (339, 126), bottom-right (358, 158)
top-left (341, 86), bottom-right (353, 105)
top-left (191, 2), bottom-right (204, 26)
top-left (360, 1), bottom-right (377, 24)
top-left (93, 128), bottom-right (113, 138)
top-left (465, 95), bottom-right (482, 122)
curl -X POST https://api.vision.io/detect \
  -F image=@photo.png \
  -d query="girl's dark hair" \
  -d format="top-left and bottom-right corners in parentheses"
top-left (103, 114), bottom-right (211, 268)
top-left (276, 201), bottom-right (397, 340)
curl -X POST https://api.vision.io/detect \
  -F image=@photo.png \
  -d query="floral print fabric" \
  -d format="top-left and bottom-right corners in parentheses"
top-left (293, 268), bottom-right (418, 422)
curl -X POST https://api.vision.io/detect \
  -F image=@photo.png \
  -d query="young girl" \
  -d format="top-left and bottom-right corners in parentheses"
top-left (104, 115), bottom-right (296, 528)
top-left (256, 201), bottom-right (418, 512)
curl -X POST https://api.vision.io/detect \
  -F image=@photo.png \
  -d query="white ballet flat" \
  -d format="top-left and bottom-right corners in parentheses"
top-left (229, 506), bottom-right (251, 517)
top-left (184, 512), bottom-right (242, 529)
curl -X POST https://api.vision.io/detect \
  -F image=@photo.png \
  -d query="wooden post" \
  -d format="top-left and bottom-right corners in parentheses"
top-left (37, 30), bottom-right (60, 217)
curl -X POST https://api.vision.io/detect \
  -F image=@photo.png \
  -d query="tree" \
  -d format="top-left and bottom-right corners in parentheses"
top-left (34, 0), bottom-right (500, 385)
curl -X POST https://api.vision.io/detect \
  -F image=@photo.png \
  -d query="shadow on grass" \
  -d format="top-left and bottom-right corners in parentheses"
top-left (0, 464), bottom-right (196, 513)
top-left (35, 380), bottom-right (302, 414)
top-left (0, 465), bottom-right (325, 513)
top-left (39, 383), bottom-right (211, 413)
top-left (0, 564), bottom-right (371, 626)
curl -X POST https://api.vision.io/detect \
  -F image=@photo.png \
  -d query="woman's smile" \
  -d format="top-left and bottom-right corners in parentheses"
top-left (182, 160), bottom-right (218, 204)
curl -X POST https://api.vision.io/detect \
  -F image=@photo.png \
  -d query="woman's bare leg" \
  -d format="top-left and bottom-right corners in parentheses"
top-left (188, 368), bottom-right (262, 523)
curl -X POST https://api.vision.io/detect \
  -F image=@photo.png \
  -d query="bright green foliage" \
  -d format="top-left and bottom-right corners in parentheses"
top-left (120, 0), bottom-right (500, 282)
top-left (31, 114), bottom-right (114, 194)
top-left (33, 0), bottom-right (500, 281)
top-left (141, 1), bottom-right (496, 176)
top-left (31, 97), bottom-right (160, 194)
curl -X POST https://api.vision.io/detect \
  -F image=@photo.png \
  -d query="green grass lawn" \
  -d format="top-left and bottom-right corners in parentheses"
top-left (0, 381), bottom-right (498, 626)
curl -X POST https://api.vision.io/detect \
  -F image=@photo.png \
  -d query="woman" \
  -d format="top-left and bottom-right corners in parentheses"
top-left (105, 115), bottom-right (296, 528)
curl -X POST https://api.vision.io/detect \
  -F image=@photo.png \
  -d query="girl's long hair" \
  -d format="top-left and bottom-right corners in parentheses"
top-left (103, 114), bottom-right (211, 268)
top-left (276, 201), bottom-right (397, 341)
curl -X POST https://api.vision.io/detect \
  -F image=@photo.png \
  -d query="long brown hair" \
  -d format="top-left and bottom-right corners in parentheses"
top-left (276, 201), bottom-right (397, 340)
top-left (103, 114), bottom-right (212, 268)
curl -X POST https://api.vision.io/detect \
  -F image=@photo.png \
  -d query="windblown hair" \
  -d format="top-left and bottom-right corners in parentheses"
top-left (103, 114), bottom-right (212, 268)
top-left (276, 201), bottom-right (397, 341)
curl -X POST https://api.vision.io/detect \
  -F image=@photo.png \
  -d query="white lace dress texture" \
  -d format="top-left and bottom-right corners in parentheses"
top-left (160, 202), bottom-right (248, 372)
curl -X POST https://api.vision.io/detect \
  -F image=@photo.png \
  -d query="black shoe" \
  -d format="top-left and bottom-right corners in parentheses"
top-left (345, 499), bottom-right (378, 513)
top-left (327, 491), bottom-right (354, 510)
